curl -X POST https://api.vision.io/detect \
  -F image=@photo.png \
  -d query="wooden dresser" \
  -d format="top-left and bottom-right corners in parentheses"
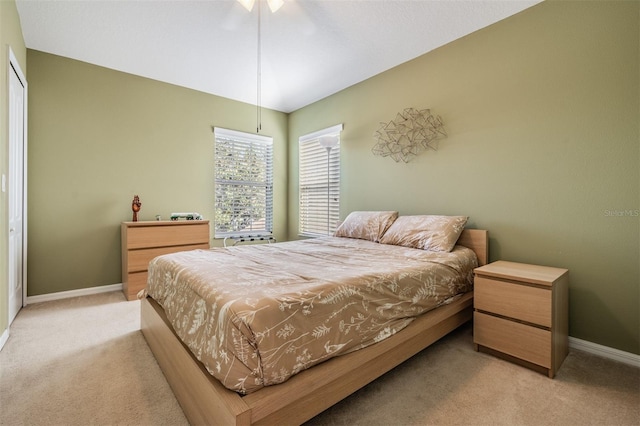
top-left (473, 260), bottom-right (569, 378)
top-left (121, 220), bottom-right (210, 301)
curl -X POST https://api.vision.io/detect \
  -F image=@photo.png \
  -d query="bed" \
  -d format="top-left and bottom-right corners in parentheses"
top-left (140, 212), bottom-right (488, 425)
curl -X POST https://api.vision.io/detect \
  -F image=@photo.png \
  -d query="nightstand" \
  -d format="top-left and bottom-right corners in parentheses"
top-left (473, 260), bottom-right (569, 378)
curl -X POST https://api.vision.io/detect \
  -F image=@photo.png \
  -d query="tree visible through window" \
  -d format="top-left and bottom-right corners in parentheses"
top-left (214, 128), bottom-right (273, 238)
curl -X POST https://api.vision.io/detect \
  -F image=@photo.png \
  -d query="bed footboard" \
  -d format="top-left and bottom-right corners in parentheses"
top-left (141, 292), bottom-right (473, 425)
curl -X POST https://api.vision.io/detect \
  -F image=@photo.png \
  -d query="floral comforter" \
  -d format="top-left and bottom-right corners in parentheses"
top-left (145, 237), bottom-right (477, 394)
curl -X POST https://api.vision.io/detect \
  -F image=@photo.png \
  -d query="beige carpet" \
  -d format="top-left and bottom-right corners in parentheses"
top-left (0, 291), bottom-right (638, 426)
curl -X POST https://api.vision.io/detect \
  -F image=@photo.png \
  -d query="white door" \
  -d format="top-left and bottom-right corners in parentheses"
top-left (8, 51), bottom-right (27, 324)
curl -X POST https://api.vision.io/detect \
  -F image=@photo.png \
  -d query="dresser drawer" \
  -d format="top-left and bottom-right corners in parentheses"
top-left (126, 271), bottom-right (148, 298)
top-left (128, 243), bottom-right (209, 273)
top-left (127, 223), bottom-right (209, 249)
top-left (474, 312), bottom-right (551, 368)
top-left (475, 276), bottom-right (552, 327)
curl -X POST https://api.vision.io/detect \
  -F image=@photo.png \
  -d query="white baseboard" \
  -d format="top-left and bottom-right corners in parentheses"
top-left (569, 336), bottom-right (640, 368)
top-left (0, 328), bottom-right (8, 352)
top-left (26, 283), bottom-right (123, 305)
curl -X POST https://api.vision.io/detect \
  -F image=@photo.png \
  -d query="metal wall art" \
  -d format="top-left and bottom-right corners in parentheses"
top-left (372, 108), bottom-right (447, 163)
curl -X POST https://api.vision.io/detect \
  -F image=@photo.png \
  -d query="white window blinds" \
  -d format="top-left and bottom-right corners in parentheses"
top-left (214, 127), bottom-right (273, 238)
top-left (299, 124), bottom-right (343, 237)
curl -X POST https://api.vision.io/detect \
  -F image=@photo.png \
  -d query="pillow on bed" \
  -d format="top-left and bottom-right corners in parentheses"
top-left (334, 211), bottom-right (398, 242)
top-left (379, 215), bottom-right (468, 252)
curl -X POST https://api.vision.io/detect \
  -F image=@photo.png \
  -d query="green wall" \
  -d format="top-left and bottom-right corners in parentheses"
top-left (0, 0), bottom-right (27, 340)
top-left (289, 1), bottom-right (639, 354)
top-left (17, 0), bottom-right (640, 356)
top-left (26, 50), bottom-right (288, 296)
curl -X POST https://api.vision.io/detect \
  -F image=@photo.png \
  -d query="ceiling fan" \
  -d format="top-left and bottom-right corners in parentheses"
top-left (237, 0), bottom-right (285, 13)
top-left (236, 0), bottom-right (289, 132)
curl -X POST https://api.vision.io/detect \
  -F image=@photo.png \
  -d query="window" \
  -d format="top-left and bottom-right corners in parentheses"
top-left (299, 124), bottom-right (343, 237)
top-left (214, 127), bottom-right (273, 238)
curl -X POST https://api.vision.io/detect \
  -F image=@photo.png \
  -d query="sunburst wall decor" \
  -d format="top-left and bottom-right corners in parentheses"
top-left (372, 108), bottom-right (447, 163)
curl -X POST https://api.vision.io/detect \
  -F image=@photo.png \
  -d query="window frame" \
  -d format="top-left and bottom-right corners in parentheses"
top-left (213, 127), bottom-right (274, 239)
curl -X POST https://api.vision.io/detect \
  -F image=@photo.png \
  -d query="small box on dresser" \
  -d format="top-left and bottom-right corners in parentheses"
top-left (121, 220), bottom-right (210, 301)
top-left (473, 260), bottom-right (569, 378)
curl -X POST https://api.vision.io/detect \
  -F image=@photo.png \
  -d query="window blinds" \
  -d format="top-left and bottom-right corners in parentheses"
top-left (214, 127), bottom-right (273, 238)
top-left (299, 124), bottom-right (342, 237)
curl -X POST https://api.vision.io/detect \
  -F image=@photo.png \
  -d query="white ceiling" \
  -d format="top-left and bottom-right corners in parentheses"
top-left (16, 0), bottom-right (542, 113)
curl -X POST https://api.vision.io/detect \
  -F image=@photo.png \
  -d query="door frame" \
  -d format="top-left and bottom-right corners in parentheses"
top-left (7, 47), bottom-right (28, 323)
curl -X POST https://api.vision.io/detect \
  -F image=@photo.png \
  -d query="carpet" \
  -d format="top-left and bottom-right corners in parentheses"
top-left (1, 291), bottom-right (638, 426)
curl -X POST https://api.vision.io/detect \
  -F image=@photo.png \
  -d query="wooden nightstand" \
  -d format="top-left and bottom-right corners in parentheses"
top-left (473, 260), bottom-right (569, 378)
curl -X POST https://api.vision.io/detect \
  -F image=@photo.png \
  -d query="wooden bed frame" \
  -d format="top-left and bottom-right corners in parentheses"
top-left (141, 229), bottom-right (488, 425)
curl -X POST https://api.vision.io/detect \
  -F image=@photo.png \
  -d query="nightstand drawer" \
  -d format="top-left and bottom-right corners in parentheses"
top-left (474, 312), bottom-right (551, 368)
top-left (475, 276), bottom-right (552, 327)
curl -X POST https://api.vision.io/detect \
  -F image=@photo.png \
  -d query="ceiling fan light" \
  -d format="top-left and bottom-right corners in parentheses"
top-left (267, 0), bottom-right (284, 13)
top-left (238, 0), bottom-right (255, 11)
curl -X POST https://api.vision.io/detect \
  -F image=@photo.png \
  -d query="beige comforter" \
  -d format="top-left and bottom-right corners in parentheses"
top-left (146, 237), bottom-right (477, 394)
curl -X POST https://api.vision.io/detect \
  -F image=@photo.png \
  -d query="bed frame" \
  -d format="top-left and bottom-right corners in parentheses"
top-left (141, 229), bottom-right (488, 425)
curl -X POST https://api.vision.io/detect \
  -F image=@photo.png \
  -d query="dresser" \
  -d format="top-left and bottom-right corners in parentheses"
top-left (121, 220), bottom-right (210, 301)
top-left (473, 260), bottom-right (569, 378)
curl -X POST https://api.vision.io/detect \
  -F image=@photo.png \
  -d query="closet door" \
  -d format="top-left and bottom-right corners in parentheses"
top-left (8, 50), bottom-right (27, 324)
